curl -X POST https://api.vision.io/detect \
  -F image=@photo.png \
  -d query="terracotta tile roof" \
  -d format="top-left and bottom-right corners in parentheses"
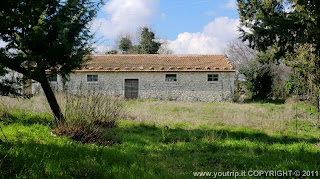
top-left (74, 54), bottom-right (235, 72)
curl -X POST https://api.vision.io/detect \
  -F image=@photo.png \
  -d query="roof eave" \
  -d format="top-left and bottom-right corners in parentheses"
top-left (72, 70), bottom-right (236, 72)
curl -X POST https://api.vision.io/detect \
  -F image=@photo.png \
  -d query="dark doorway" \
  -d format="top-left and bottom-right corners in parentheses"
top-left (125, 79), bottom-right (139, 99)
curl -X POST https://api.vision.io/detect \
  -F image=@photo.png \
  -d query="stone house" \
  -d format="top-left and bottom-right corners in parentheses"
top-left (34, 54), bottom-right (236, 102)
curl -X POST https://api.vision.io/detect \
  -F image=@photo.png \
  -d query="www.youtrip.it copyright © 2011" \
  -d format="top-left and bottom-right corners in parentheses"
top-left (192, 170), bottom-right (319, 178)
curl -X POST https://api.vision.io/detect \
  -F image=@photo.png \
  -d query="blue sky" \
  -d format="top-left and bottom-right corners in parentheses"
top-left (153, 0), bottom-right (239, 39)
top-left (0, 0), bottom-right (241, 54)
top-left (92, 0), bottom-right (241, 54)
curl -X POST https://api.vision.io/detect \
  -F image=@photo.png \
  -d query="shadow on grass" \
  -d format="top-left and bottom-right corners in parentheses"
top-left (0, 141), bottom-right (165, 178)
top-left (118, 124), bottom-right (319, 145)
top-left (244, 98), bottom-right (286, 105)
top-left (1, 112), bottom-right (53, 127)
top-left (115, 124), bottom-right (320, 174)
top-left (1, 123), bottom-right (319, 178)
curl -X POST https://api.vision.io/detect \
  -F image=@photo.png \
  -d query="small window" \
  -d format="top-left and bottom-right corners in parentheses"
top-left (165, 74), bottom-right (177, 82)
top-left (87, 75), bottom-right (98, 82)
top-left (48, 74), bottom-right (57, 82)
top-left (208, 74), bottom-right (219, 82)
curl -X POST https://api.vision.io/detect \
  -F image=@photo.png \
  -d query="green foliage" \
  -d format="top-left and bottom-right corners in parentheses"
top-left (283, 45), bottom-right (319, 106)
top-left (106, 50), bottom-right (118, 54)
top-left (237, 0), bottom-right (320, 109)
top-left (0, 0), bottom-right (101, 81)
top-left (127, 45), bottom-right (144, 54)
top-left (118, 27), bottom-right (161, 54)
top-left (0, 0), bottom-right (102, 123)
top-left (284, 71), bottom-right (306, 96)
top-left (0, 81), bottom-right (23, 97)
top-left (240, 60), bottom-right (274, 99)
top-left (237, 0), bottom-right (320, 57)
top-left (138, 27), bottom-right (161, 54)
top-left (119, 37), bottom-right (132, 53)
top-left (0, 65), bottom-right (24, 96)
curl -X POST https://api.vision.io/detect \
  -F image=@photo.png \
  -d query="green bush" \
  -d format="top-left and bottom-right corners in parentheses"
top-left (240, 60), bottom-right (273, 100)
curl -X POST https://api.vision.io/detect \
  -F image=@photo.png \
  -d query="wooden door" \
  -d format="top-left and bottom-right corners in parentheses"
top-left (125, 79), bottom-right (139, 99)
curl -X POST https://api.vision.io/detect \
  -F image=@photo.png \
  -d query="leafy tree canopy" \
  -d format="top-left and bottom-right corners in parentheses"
top-left (138, 27), bottom-right (161, 54)
top-left (118, 27), bottom-right (162, 54)
top-left (237, 0), bottom-right (320, 72)
top-left (119, 37), bottom-right (132, 53)
top-left (0, 0), bottom-right (102, 125)
top-left (237, 0), bottom-right (320, 108)
top-left (238, 0), bottom-right (320, 55)
top-left (240, 59), bottom-right (274, 99)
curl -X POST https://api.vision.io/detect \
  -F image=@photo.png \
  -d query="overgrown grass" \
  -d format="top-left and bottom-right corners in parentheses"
top-left (0, 97), bottom-right (319, 178)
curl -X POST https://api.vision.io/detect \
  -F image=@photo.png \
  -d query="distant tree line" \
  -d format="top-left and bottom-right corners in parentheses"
top-left (106, 27), bottom-right (172, 55)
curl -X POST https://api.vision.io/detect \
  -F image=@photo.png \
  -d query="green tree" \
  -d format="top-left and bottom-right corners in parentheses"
top-left (138, 27), bottom-right (161, 54)
top-left (120, 27), bottom-right (162, 54)
top-left (240, 59), bottom-right (274, 99)
top-left (106, 50), bottom-right (118, 54)
top-left (237, 0), bottom-right (320, 109)
top-left (284, 44), bottom-right (318, 101)
top-left (0, 0), bottom-right (101, 126)
top-left (119, 37), bottom-right (132, 53)
top-left (127, 45), bottom-right (144, 54)
top-left (0, 67), bottom-right (24, 96)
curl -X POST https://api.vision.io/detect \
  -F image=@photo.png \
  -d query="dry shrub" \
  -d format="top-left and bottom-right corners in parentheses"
top-left (52, 122), bottom-right (116, 145)
top-left (63, 91), bottom-right (124, 127)
top-left (53, 91), bottom-right (124, 145)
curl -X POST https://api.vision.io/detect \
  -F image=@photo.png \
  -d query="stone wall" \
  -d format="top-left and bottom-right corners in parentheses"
top-left (33, 71), bottom-right (235, 102)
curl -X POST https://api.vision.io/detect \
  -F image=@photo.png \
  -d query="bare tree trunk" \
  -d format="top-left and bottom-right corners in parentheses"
top-left (40, 78), bottom-right (65, 126)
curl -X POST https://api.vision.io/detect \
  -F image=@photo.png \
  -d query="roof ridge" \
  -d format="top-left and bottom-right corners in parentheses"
top-left (91, 54), bottom-right (226, 57)
top-left (80, 54), bottom-right (235, 72)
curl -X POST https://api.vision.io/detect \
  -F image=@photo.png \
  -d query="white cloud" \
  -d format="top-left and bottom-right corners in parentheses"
top-left (168, 33), bottom-right (220, 54)
top-left (203, 17), bottom-right (239, 42)
top-left (220, 0), bottom-right (237, 9)
top-left (168, 17), bottom-right (240, 54)
top-left (92, 44), bottom-right (111, 54)
top-left (92, 0), bottom-right (160, 38)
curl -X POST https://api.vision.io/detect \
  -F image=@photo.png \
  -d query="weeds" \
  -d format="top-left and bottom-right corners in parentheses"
top-left (64, 91), bottom-right (124, 127)
top-left (161, 126), bottom-right (170, 143)
top-left (53, 91), bottom-right (125, 145)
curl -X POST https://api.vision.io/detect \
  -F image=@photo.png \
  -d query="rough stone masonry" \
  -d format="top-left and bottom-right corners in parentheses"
top-left (32, 55), bottom-right (236, 102)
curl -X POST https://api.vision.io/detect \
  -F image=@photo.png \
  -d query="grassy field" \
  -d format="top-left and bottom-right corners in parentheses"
top-left (0, 96), bottom-right (320, 178)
